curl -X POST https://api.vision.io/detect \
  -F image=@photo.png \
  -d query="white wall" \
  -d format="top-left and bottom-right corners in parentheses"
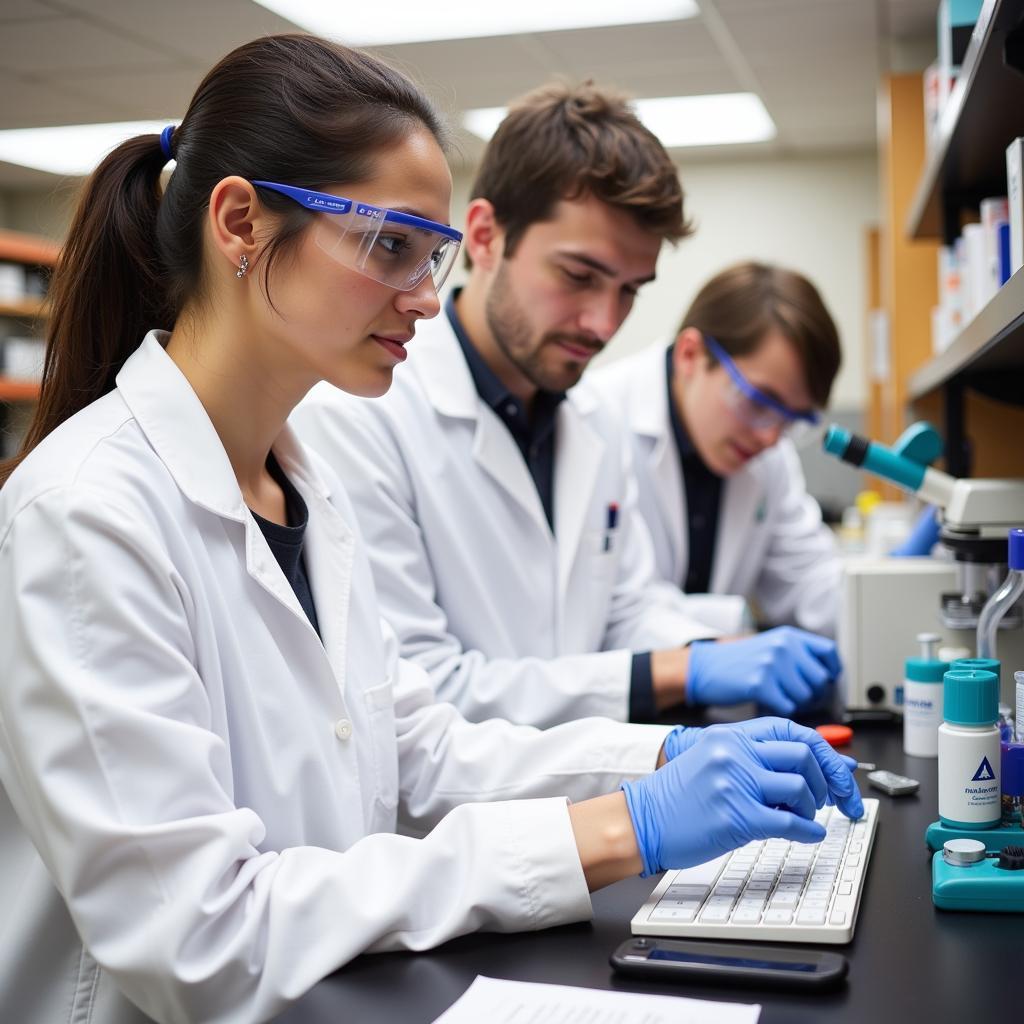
top-left (452, 149), bottom-right (879, 411)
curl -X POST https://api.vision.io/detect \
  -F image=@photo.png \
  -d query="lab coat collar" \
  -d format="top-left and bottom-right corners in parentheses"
top-left (410, 312), bottom-right (607, 551)
top-left (408, 313), bottom-right (550, 533)
top-left (615, 342), bottom-right (683, 568)
top-left (408, 311), bottom-right (480, 420)
top-left (622, 340), bottom-right (673, 442)
top-left (116, 331), bottom-right (332, 523)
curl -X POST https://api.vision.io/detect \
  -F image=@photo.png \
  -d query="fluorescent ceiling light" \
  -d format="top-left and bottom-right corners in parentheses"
top-left (251, 0), bottom-right (698, 46)
top-left (463, 93), bottom-right (777, 149)
top-left (0, 121), bottom-right (174, 176)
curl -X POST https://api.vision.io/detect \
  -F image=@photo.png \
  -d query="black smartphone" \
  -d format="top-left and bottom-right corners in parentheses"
top-left (610, 937), bottom-right (848, 990)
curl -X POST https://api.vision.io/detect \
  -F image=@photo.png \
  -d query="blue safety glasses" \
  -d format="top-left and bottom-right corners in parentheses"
top-left (252, 180), bottom-right (463, 293)
top-left (704, 334), bottom-right (819, 435)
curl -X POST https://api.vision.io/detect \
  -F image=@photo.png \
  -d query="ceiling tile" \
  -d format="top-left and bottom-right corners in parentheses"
top-left (0, 15), bottom-right (169, 74)
top-left (45, 0), bottom-right (298, 62)
top-left (0, 70), bottom-right (127, 128)
top-left (0, 0), bottom-right (62, 20)
top-left (54, 67), bottom-right (201, 119)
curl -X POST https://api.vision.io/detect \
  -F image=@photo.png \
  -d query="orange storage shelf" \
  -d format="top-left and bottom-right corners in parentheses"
top-left (0, 298), bottom-right (47, 320)
top-left (0, 229), bottom-right (60, 267)
top-left (0, 377), bottom-right (41, 401)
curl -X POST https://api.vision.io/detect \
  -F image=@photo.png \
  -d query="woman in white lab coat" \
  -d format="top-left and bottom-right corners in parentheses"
top-left (0, 36), bottom-right (860, 1024)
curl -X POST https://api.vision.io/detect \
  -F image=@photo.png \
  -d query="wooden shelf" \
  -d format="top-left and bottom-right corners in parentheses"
top-left (908, 266), bottom-right (1024, 399)
top-left (0, 298), bottom-right (47, 319)
top-left (0, 377), bottom-right (41, 401)
top-left (0, 228), bottom-right (59, 267)
top-left (906, 0), bottom-right (1024, 241)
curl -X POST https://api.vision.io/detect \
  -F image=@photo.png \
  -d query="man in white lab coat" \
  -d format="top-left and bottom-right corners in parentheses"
top-left (591, 262), bottom-right (842, 638)
top-left (294, 85), bottom-right (841, 726)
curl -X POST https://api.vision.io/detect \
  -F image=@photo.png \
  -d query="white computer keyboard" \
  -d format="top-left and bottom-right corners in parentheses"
top-left (631, 799), bottom-right (878, 945)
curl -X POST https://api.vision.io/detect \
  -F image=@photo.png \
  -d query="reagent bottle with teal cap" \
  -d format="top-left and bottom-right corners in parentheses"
top-left (938, 668), bottom-right (1001, 829)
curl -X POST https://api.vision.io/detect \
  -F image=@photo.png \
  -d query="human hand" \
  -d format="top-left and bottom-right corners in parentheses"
top-left (624, 728), bottom-right (841, 876)
top-left (659, 717), bottom-right (862, 821)
top-left (687, 627), bottom-right (841, 715)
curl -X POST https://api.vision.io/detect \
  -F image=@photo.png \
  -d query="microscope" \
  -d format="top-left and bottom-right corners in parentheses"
top-left (824, 422), bottom-right (1024, 711)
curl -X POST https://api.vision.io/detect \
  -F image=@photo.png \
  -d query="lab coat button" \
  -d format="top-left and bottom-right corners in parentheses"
top-left (334, 718), bottom-right (353, 741)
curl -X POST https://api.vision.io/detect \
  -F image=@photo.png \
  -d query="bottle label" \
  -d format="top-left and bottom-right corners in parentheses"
top-left (938, 729), bottom-right (1001, 823)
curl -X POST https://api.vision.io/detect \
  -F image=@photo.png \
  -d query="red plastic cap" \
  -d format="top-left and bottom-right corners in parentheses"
top-left (816, 724), bottom-right (853, 747)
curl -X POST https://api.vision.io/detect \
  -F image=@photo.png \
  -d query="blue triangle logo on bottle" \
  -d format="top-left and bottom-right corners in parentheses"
top-left (971, 756), bottom-right (996, 782)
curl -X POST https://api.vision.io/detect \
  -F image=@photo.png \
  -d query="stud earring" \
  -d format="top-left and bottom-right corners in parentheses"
top-left (236, 254), bottom-right (249, 279)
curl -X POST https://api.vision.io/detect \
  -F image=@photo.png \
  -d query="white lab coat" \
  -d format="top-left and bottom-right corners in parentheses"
top-left (590, 342), bottom-right (842, 637)
top-left (292, 312), bottom-right (717, 729)
top-left (0, 332), bottom-right (669, 1024)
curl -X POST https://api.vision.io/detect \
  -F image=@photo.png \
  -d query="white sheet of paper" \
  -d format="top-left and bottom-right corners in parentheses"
top-left (430, 975), bottom-right (761, 1024)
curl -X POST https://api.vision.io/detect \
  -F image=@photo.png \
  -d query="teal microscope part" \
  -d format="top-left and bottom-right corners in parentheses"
top-left (822, 422), bottom-right (943, 493)
top-left (932, 848), bottom-right (1024, 912)
top-left (925, 819), bottom-right (1024, 851)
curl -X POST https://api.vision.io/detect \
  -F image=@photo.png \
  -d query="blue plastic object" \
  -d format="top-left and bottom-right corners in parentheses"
top-left (1003, 742), bottom-right (1024, 797)
top-left (660, 718), bottom-right (862, 820)
top-left (687, 627), bottom-right (840, 716)
top-left (889, 505), bottom-right (941, 557)
top-left (932, 851), bottom-right (1024, 912)
top-left (1009, 528), bottom-right (1024, 571)
top-left (943, 668), bottom-right (998, 726)
top-left (906, 657), bottom-right (949, 682)
top-left (621, 729), bottom-right (833, 877)
top-left (926, 819), bottom-right (1024, 852)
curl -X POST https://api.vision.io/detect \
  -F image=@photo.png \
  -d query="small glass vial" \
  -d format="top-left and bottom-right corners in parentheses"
top-left (938, 668), bottom-right (1001, 829)
top-left (998, 703), bottom-right (1015, 743)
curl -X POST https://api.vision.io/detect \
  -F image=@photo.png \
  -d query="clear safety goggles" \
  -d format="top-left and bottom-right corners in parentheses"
top-left (252, 180), bottom-right (463, 292)
top-left (704, 334), bottom-right (820, 438)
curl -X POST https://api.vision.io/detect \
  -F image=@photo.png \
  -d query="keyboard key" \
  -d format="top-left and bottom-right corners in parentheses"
top-left (797, 909), bottom-right (826, 925)
top-left (839, 882), bottom-right (853, 896)
top-left (732, 907), bottom-right (762, 924)
top-left (831, 911), bottom-right (847, 926)
top-left (763, 909), bottom-right (793, 924)
top-left (666, 884), bottom-right (711, 900)
top-left (700, 906), bottom-right (733, 923)
top-left (651, 907), bottom-right (696, 922)
top-left (712, 883), bottom-right (742, 895)
top-left (667, 858), bottom-right (727, 886)
top-left (706, 896), bottom-right (736, 908)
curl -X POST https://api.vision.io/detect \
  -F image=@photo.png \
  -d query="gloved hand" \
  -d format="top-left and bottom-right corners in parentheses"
top-left (660, 717), bottom-right (863, 820)
top-left (623, 727), bottom-right (839, 876)
top-left (687, 626), bottom-right (841, 715)
top-left (889, 504), bottom-right (940, 557)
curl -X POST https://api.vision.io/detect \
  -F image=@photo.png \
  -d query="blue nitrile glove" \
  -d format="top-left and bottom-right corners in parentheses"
top-left (660, 718), bottom-right (863, 821)
top-left (890, 505), bottom-right (940, 557)
top-left (623, 728), bottom-right (832, 877)
top-left (687, 626), bottom-right (841, 715)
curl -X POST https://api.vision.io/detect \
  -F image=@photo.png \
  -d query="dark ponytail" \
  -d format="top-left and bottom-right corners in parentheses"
top-left (1, 34), bottom-right (446, 486)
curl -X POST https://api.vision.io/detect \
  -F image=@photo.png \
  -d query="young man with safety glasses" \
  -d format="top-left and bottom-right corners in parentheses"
top-left (592, 261), bottom-right (843, 645)
top-left (294, 87), bottom-right (841, 724)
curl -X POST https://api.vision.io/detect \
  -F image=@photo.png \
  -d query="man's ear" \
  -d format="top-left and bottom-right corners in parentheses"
top-left (673, 326), bottom-right (705, 380)
top-left (207, 176), bottom-right (266, 276)
top-left (463, 198), bottom-right (506, 272)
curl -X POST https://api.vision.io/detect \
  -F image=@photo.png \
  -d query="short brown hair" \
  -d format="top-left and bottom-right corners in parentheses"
top-left (680, 262), bottom-right (841, 408)
top-left (469, 80), bottom-right (691, 261)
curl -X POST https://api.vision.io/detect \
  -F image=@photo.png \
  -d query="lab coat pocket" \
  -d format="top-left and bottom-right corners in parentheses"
top-left (586, 527), bottom-right (618, 579)
top-left (363, 680), bottom-right (399, 813)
